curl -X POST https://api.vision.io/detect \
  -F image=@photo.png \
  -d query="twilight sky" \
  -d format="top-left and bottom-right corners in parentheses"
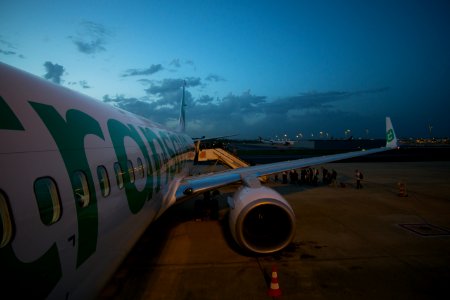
top-left (1, 0), bottom-right (449, 140)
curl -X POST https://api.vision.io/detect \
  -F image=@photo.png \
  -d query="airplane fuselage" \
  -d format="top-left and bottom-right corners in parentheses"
top-left (0, 63), bottom-right (194, 299)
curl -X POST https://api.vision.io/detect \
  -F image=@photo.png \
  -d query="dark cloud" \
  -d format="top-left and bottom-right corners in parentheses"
top-left (103, 94), bottom-right (139, 104)
top-left (67, 80), bottom-right (90, 88)
top-left (0, 38), bottom-right (24, 58)
top-left (205, 74), bottom-right (226, 82)
top-left (43, 61), bottom-right (65, 84)
top-left (137, 79), bottom-right (153, 85)
top-left (102, 74), bottom-right (391, 139)
top-left (196, 95), bottom-right (215, 104)
top-left (79, 80), bottom-right (91, 89)
top-left (181, 88), bottom-right (390, 139)
top-left (122, 64), bottom-right (163, 77)
top-left (70, 21), bottom-right (112, 54)
top-left (145, 77), bottom-right (201, 95)
top-left (169, 59), bottom-right (181, 68)
top-left (0, 49), bottom-right (16, 56)
top-left (102, 93), bottom-right (191, 128)
top-left (266, 88), bottom-right (390, 113)
top-left (73, 39), bottom-right (106, 54)
top-left (145, 79), bottom-right (184, 95)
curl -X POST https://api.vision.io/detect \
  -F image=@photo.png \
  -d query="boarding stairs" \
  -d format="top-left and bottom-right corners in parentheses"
top-left (197, 148), bottom-right (249, 169)
top-left (197, 148), bottom-right (269, 182)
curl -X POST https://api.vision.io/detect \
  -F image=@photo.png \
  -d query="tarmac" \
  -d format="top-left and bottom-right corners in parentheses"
top-left (98, 161), bottom-right (450, 300)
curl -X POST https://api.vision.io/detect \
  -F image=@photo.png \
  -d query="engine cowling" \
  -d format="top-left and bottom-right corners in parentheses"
top-left (228, 185), bottom-right (296, 254)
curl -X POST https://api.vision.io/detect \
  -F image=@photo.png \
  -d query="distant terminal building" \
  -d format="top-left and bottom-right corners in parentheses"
top-left (296, 139), bottom-right (385, 150)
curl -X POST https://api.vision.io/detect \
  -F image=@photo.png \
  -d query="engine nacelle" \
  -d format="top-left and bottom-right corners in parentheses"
top-left (228, 185), bottom-right (296, 254)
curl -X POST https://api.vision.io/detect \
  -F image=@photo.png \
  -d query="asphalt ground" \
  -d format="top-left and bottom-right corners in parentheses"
top-left (99, 161), bottom-right (450, 300)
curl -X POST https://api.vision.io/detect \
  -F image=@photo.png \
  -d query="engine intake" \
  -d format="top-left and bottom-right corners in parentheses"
top-left (228, 185), bottom-right (296, 254)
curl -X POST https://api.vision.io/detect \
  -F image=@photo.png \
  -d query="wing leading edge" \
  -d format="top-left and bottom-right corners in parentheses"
top-left (176, 117), bottom-right (398, 199)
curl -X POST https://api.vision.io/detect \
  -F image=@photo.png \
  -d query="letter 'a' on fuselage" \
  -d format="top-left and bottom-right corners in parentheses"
top-left (385, 116), bottom-right (398, 149)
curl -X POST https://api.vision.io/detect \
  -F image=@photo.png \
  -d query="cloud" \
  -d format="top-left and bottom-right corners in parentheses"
top-left (196, 95), bottom-right (215, 105)
top-left (137, 78), bottom-right (153, 85)
top-left (67, 80), bottom-right (91, 88)
top-left (102, 94), bottom-right (179, 128)
top-left (0, 38), bottom-right (24, 58)
top-left (265, 88), bottom-right (390, 114)
top-left (205, 74), bottom-right (226, 82)
top-left (73, 39), bottom-right (106, 54)
top-left (146, 77), bottom-right (201, 95)
top-left (102, 72), bottom-right (390, 139)
top-left (169, 59), bottom-right (181, 68)
top-left (70, 21), bottom-right (112, 54)
top-left (0, 49), bottom-right (16, 56)
top-left (122, 64), bottom-right (163, 77)
top-left (43, 61), bottom-right (65, 84)
top-left (79, 80), bottom-right (91, 89)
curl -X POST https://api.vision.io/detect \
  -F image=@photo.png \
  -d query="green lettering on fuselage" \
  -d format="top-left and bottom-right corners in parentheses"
top-left (108, 120), bottom-right (154, 213)
top-left (0, 96), bottom-right (25, 130)
top-left (159, 131), bottom-right (177, 179)
top-left (30, 102), bottom-right (104, 267)
top-left (140, 127), bottom-right (163, 193)
top-left (0, 97), bottom-right (62, 298)
top-left (1, 240), bottom-right (62, 298)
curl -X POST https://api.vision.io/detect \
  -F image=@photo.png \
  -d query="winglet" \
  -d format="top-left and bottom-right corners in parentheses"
top-left (385, 117), bottom-right (398, 149)
top-left (177, 81), bottom-right (186, 132)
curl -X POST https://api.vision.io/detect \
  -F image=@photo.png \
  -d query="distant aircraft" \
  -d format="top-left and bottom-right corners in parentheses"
top-left (0, 62), bottom-right (398, 299)
top-left (192, 134), bottom-right (239, 141)
top-left (259, 136), bottom-right (295, 146)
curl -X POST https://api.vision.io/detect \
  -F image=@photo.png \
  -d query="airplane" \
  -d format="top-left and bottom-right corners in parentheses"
top-left (192, 134), bottom-right (239, 141)
top-left (259, 136), bottom-right (295, 146)
top-left (0, 61), bottom-right (398, 299)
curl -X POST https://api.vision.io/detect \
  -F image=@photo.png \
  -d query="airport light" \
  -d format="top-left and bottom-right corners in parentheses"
top-left (344, 129), bottom-right (351, 138)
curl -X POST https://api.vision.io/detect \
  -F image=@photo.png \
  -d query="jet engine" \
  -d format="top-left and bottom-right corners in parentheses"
top-left (228, 185), bottom-right (296, 254)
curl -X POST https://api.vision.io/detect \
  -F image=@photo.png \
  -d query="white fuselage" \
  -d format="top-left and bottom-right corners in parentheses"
top-left (0, 62), bottom-right (194, 299)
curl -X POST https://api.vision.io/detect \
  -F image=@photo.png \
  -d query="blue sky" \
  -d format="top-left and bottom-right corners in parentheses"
top-left (1, 0), bottom-right (449, 140)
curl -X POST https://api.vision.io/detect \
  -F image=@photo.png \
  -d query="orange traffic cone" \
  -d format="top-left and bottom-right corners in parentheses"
top-left (398, 182), bottom-right (408, 197)
top-left (267, 265), bottom-right (282, 298)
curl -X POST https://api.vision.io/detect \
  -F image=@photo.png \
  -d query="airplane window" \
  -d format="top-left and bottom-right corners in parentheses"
top-left (137, 158), bottom-right (145, 178)
top-left (114, 162), bottom-right (124, 189)
top-left (33, 177), bottom-right (62, 225)
top-left (127, 160), bottom-right (135, 183)
top-left (0, 190), bottom-right (13, 248)
top-left (72, 171), bottom-right (90, 208)
top-left (97, 166), bottom-right (110, 197)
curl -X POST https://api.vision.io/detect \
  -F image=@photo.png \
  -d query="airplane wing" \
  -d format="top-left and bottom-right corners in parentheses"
top-left (176, 117), bottom-right (398, 199)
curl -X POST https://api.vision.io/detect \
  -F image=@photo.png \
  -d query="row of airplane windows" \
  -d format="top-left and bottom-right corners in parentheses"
top-left (0, 152), bottom-right (190, 248)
